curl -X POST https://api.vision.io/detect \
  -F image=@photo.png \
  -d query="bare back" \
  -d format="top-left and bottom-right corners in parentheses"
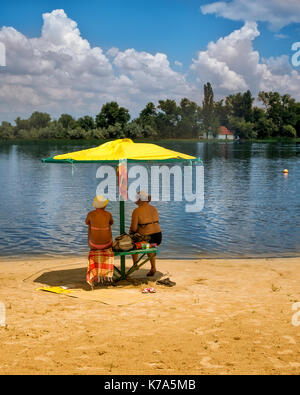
top-left (85, 209), bottom-right (113, 245)
top-left (130, 203), bottom-right (161, 236)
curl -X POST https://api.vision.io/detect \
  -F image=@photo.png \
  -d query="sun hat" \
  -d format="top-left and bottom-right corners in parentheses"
top-left (93, 195), bottom-right (109, 209)
top-left (136, 190), bottom-right (150, 202)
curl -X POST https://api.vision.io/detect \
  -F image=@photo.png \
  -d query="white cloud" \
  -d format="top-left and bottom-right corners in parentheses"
top-left (274, 33), bottom-right (289, 39)
top-left (201, 0), bottom-right (300, 31)
top-left (113, 49), bottom-right (190, 95)
top-left (0, 9), bottom-right (300, 123)
top-left (174, 61), bottom-right (183, 67)
top-left (191, 21), bottom-right (300, 99)
top-left (0, 9), bottom-right (191, 122)
top-left (106, 47), bottom-right (119, 58)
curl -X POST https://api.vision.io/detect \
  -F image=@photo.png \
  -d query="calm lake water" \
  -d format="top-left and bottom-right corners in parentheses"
top-left (0, 140), bottom-right (299, 258)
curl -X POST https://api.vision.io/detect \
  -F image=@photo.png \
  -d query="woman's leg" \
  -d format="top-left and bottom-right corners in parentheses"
top-left (147, 253), bottom-right (157, 276)
top-left (132, 254), bottom-right (138, 265)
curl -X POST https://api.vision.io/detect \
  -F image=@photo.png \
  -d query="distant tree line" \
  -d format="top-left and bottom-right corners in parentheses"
top-left (1, 84), bottom-right (300, 141)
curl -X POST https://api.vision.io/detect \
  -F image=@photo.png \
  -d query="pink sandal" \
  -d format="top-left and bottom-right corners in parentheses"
top-left (142, 287), bottom-right (156, 294)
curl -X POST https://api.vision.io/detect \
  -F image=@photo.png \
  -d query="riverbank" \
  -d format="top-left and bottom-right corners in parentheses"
top-left (1, 137), bottom-right (300, 143)
top-left (0, 256), bottom-right (299, 375)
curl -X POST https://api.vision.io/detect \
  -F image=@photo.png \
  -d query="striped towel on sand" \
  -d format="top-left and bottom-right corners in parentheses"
top-left (87, 248), bottom-right (114, 286)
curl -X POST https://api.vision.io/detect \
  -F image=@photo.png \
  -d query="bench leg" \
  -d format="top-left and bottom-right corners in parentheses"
top-left (121, 256), bottom-right (126, 278)
top-left (113, 251), bottom-right (158, 282)
top-left (126, 254), bottom-right (152, 277)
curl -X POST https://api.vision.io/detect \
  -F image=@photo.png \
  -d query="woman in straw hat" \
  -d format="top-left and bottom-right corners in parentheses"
top-left (85, 195), bottom-right (114, 250)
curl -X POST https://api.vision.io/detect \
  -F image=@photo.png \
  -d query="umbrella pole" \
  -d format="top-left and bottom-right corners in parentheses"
top-left (120, 200), bottom-right (126, 278)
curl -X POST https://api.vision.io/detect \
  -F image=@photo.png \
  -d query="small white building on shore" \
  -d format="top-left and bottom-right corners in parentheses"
top-left (205, 126), bottom-right (235, 140)
top-left (218, 126), bottom-right (235, 140)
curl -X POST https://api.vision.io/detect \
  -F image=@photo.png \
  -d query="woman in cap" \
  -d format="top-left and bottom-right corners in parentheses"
top-left (85, 195), bottom-right (114, 250)
top-left (130, 191), bottom-right (162, 276)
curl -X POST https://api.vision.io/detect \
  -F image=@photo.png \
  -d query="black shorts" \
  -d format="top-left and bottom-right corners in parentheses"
top-left (148, 232), bottom-right (162, 246)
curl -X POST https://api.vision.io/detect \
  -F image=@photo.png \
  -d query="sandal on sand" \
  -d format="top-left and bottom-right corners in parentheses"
top-left (142, 287), bottom-right (156, 294)
top-left (157, 278), bottom-right (176, 287)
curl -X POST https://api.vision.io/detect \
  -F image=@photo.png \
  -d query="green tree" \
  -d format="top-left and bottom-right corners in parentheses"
top-left (124, 121), bottom-right (143, 139)
top-left (178, 98), bottom-right (201, 138)
top-left (226, 90), bottom-right (254, 122)
top-left (77, 116), bottom-right (95, 131)
top-left (258, 92), bottom-right (297, 136)
top-left (229, 117), bottom-right (256, 139)
top-left (95, 102), bottom-right (130, 129)
top-left (90, 128), bottom-right (110, 140)
top-left (202, 82), bottom-right (215, 138)
top-left (157, 99), bottom-right (179, 125)
top-left (214, 99), bottom-right (230, 128)
top-left (281, 125), bottom-right (297, 138)
top-left (252, 107), bottom-right (277, 138)
top-left (0, 121), bottom-right (14, 139)
top-left (14, 117), bottom-right (31, 135)
top-left (156, 99), bottom-right (180, 138)
top-left (66, 127), bottom-right (88, 139)
top-left (294, 102), bottom-right (300, 137)
top-left (58, 114), bottom-right (77, 130)
top-left (29, 112), bottom-right (51, 129)
top-left (138, 102), bottom-right (158, 130)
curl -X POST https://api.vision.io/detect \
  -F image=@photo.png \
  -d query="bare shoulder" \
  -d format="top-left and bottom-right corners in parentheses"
top-left (85, 210), bottom-right (94, 224)
top-left (132, 207), bottom-right (140, 215)
top-left (149, 204), bottom-right (159, 213)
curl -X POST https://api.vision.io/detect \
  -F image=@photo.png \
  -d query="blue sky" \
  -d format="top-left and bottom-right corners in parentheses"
top-left (0, 0), bottom-right (300, 121)
top-left (0, 0), bottom-right (297, 69)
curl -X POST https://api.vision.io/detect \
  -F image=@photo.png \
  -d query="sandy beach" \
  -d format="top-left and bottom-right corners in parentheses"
top-left (0, 256), bottom-right (300, 375)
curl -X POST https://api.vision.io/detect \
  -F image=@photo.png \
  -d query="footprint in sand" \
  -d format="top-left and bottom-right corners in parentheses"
top-left (207, 341), bottom-right (220, 351)
top-left (269, 356), bottom-right (300, 370)
top-left (205, 308), bottom-right (216, 313)
top-left (289, 362), bottom-right (300, 368)
top-left (200, 357), bottom-right (223, 369)
top-left (282, 335), bottom-right (296, 345)
top-left (193, 328), bottom-right (220, 336)
top-left (277, 350), bottom-right (293, 355)
top-left (268, 357), bottom-right (286, 369)
top-left (248, 319), bottom-right (261, 326)
top-left (34, 356), bottom-right (52, 363)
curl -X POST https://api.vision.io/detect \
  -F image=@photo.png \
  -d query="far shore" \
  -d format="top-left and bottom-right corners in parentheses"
top-left (1, 137), bottom-right (300, 144)
top-left (1, 256), bottom-right (300, 375)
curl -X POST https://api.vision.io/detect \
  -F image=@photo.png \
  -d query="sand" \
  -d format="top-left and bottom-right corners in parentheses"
top-left (0, 256), bottom-right (300, 375)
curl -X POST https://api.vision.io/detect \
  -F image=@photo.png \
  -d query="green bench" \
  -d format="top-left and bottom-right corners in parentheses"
top-left (113, 248), bottom-right (159, 281)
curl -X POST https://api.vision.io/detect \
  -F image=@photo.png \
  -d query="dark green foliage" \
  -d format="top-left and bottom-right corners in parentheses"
top-left (1, 88), bottom-right (300, 141)
top-left (95, 102), bottom-right (130, 129)
top-left (229, 117), bottom-right (256, 139)
top-left (226, 90), bottom-right (254, 122)
top-left (58, 114), bottom-right (77, 130)
top-left (202, 82), bottom-right (215, 138)
top-left (29, 112), bottom-right (51, 129)
top-left (77, 116), bottom-right (95, 131)
top-left (0, 121), bottom-right (14, 139)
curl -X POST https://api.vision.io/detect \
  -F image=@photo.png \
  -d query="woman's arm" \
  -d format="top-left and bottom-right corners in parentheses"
top-left (130, 209), bottom-right (139, 233)
top-left (87, 225), bottom-right (91, 246)
top-left (85, 213), bottom-right (91, 246)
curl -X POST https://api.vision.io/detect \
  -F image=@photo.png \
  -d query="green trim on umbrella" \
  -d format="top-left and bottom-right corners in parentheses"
top-left (41, 157), bottom-right (203, 164)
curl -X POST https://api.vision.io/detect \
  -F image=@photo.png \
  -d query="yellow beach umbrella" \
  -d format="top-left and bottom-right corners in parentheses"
top-left (43, 138), bottom-right (196, 163)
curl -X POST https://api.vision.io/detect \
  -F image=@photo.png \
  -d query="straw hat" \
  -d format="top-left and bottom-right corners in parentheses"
top-left (93, 195), bottom-right (109, 209)
top-left (136, 191), bottom-right (151, 202)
